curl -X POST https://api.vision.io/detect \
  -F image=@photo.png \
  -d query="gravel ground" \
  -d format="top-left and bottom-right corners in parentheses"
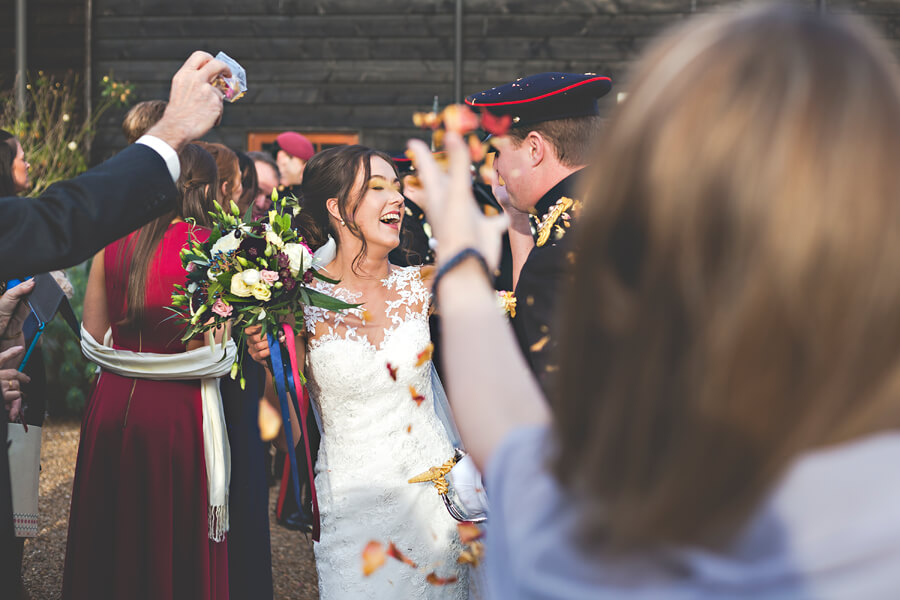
top-left (20, 418), bottom-right (319, 600)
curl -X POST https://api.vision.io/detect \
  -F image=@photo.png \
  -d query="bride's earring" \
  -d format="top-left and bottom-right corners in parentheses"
top-left (339, 218), bottom-right (346, 227)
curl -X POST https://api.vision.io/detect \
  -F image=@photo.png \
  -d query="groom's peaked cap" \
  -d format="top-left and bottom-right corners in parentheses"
top-left (465, 72), bottom-right (612, 128)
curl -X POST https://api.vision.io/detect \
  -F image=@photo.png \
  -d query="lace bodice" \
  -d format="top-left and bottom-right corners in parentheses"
top-left (303, 264), bottom-right (430, 352)
top-left (301, 265), bottom-right (467, 598)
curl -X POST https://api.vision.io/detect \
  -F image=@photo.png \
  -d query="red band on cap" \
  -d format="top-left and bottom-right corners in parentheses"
top-left (466, 76), bottom-right (612, 107)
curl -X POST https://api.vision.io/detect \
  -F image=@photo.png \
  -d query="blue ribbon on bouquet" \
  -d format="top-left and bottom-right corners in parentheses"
top-left (267, 325), bottom-right (320, 541)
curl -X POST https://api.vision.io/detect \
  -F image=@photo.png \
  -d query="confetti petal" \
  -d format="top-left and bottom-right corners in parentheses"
top-left (387, 362), bottom-right (399, 381)
top-left (468, 134), bottom-right (486, 162)
top-left (409, 385), bottom-right (425, 406)
top-left (406, 424), bottom-right (412, 434)
top-left (432, 129), bottom-right (446, 150)
top-left (415, 343), bottom-right (434, 367)
top-left (457, 521), bottom-right (484, 544)
top-left (413, 111), bottom-right (441, 129)
top-left (442, 104), bottom-right (480, 134)
top-left (457, 541), bottom-right (485, 566)
top-left (426, 572), bottom-right (459, 586)
top-left (257, 399), bottom-right (282, 442)
top-left (387, 542), bottom-right (418, 568)
top-left (480, 108), bottom-right (513, 136)
top-left (362, 541), bottom-right (387, 576)
top-left (530, 335), bottom-right (550, 352)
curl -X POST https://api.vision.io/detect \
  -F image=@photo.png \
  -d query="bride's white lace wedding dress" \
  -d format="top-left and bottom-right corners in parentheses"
top-left (303, 264), bottom-right (468, 599)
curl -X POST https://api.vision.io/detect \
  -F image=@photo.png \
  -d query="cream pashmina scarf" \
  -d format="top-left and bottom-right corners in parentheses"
top-left (81, 326), bottom-right (236, 541)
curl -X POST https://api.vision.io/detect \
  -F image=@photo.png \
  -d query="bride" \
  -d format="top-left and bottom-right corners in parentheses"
top-left (248, 145), bottom-right (467, 598)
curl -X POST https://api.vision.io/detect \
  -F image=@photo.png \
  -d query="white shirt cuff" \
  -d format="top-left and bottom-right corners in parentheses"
top-left (135, 135), bottom-right (180, 183)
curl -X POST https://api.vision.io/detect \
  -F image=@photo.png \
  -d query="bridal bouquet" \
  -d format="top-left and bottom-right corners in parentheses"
top-left (170, 193), bottom-right (354, 388)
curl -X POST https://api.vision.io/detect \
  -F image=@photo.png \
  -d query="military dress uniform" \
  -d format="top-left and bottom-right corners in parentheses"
top-left (512, 172), bottom-right (581, 392)
top-left (466, 71), bottom-right (612, 394)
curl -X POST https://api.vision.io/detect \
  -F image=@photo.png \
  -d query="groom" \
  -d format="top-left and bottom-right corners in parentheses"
top-left (465, 72), bottom-right (612, 394)
top-left (0, 51), bottom-right (230, 590)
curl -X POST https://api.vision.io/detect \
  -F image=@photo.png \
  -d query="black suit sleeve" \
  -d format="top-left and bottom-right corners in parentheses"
top-left (0, 143), bottom-right (178, 279)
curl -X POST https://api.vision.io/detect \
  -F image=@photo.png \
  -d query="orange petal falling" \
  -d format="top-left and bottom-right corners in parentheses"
top-left (257, 399), bottom-right (282, 442)
top-left (457, 521), bottom-right (484, 544)
top-left (530, 335), bottom-right (550, 353)
top-left (362, 541), bottom-right (387, 576)
top-left (426, 572), bottom-right (460, 586)
top-left (480, 108), bottom-right (513, 136)
top-left (387, 542), bottom-right (418, 568)
top-left (442, 104), bottom-right (480, 134)
top-left (415, 343), bottom-right (434, 367)
top-left (468, 134), bottom-right (487, 162)
top-left (409, 385), bottom-right (425, 406)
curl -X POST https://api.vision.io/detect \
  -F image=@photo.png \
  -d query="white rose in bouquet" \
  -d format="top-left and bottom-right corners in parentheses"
top-left (231, 275), bottom-right (252, 297)
top-left (283, 242), bottom-right (313, 277)
top-left (265, 229), bottom-right (285, 249)
top-left (251, 282), bottom-right (272, 302)
top-left (240, 269), bottom-right (261, 286)
top-left (231, 269), bottom-right (261, 297)
top-left (211, 231), bottom-right (241, 256)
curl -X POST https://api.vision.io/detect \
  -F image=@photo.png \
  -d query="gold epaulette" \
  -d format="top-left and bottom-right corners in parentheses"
top-left (535, 196), bottom-right (579, 247)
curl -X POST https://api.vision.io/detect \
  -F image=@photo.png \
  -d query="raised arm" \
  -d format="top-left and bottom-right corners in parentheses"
top-left (0, 51), bottom-right (231, 279)
top-left (410, 133), bottom-right (550, 471)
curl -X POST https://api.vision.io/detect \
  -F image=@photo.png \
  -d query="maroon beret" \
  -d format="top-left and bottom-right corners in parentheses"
top-left (275, 131), bottom-right (315, 161)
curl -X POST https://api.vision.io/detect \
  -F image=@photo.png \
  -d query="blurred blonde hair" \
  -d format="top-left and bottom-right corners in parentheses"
top-left (555, 4), bottom-right (900, 551)
top-left (121, 100), bottom-right (167, 144)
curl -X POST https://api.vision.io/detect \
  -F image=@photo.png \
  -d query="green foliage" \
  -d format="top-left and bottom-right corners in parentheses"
top-left (41, 261), bottom-right (94, 415)
top-left (0, 71), bottom-right (135, 196)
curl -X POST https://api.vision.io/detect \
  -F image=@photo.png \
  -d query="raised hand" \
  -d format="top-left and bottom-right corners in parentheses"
top-left (408, 132), bottom-right (508, 272)
top-left (146, 51), bottom-right (232, 152)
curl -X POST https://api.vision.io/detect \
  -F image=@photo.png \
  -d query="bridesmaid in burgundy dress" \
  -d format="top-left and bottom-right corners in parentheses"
top-left (63, 144), bottom-right (229, 600)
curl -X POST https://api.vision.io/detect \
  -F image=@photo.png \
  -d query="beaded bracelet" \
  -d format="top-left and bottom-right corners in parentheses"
top-left (432, 247), bottom-right (491, 306)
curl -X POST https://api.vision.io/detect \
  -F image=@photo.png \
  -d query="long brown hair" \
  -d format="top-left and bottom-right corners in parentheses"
top-left (119, 144), bottom-right (218, 328)
top-left (0, 130), bottom-right (19, 197)
top-left (554, 5), bottom-right (900, 552)
top-left (193, 141), bottom-right (239, 209)
top-left (236, 150), bottom-right (258, 216)
top-left (295, 145), bottom-right (397, 273)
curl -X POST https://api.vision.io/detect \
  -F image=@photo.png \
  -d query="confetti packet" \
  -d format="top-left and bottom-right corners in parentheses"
top-left (213, 51), bottom-right (247, 102)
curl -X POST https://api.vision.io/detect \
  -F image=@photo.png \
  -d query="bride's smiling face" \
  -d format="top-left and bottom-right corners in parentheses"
top-left (350, 156), bottom-right (404, 251)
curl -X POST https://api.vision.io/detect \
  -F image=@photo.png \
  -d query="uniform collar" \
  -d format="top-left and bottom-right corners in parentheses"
top-left (529, 170), bottom-right (582, 246)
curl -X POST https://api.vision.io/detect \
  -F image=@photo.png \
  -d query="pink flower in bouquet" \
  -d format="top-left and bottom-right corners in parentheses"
top-left (212, 299), bottom-right (233, 318)
top-left (186, 262), bottom-right (196, 273)
top-left (260, 269), bottom-right (279, 285)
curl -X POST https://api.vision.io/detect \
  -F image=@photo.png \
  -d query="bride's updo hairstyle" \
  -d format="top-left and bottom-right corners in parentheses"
top-left (554, 5), bottom-right (900, 553)
top-left (119, 144), bottom-right (218, 328)
top-left (295, 144), bottom-right (399, 273)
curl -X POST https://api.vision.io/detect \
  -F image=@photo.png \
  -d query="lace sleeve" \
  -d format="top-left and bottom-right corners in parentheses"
top-left (302, 276), bottom-right (366, 348)
top-left (384, 265), bottom-right (431, 325)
